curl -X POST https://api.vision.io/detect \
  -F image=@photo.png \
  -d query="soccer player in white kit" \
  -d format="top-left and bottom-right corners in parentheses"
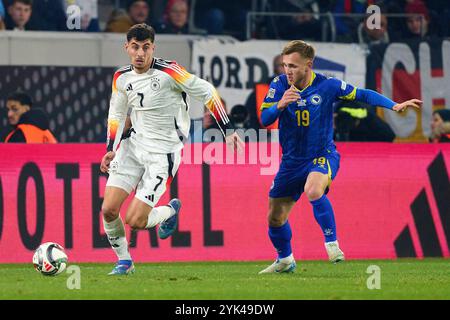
top-left (100, 24), bottom-right (243, 275)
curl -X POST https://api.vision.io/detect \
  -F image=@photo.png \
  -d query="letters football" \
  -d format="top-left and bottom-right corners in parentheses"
top-left (32, 242), bottom-right (68, 276)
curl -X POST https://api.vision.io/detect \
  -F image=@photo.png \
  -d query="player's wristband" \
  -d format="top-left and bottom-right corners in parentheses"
top-left (222, 120), bottom-right (235, 138)
top-left (106, 141), bottom-right (114, 152)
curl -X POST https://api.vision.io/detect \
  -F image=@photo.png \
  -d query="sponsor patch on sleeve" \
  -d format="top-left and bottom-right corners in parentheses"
top-left (267, 88), bottom-right (276, 99)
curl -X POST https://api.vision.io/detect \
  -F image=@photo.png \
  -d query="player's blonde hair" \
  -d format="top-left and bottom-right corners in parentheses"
top-left (281, 40), bottom-right (315, 60)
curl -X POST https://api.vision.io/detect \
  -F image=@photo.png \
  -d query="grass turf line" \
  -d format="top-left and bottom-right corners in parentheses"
top-left (1, 259), bottom-right (449, 300)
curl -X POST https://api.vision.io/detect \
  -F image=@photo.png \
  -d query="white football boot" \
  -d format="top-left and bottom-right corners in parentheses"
top-left (258, 254), bottom-right (296, 274)
top-left (325, 240), bottom-right (345, 263)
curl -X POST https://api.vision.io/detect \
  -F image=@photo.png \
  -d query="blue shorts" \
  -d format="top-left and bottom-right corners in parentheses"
top-left (269, 151), bottom-right (341, 201)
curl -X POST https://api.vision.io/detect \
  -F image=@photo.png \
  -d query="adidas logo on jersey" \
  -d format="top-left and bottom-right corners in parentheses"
top-left (126, 83), bottom-right (133, 91)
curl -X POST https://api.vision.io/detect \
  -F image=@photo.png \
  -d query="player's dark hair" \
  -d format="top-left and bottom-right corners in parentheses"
top-left (12, 0), bottom-right (33, 6)
top-left (282, 40), bottom-right (315, 60)
top-left (127, 23), bottom-right (155, 43)
top-left (433, 109), bottom-right (450, 122)
top-left (126, 0), bottom-right (148, 11)
top-left (7, 91), bottom-right (33, 107)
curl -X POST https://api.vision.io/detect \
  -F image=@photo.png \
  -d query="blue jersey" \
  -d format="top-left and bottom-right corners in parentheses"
top-left (261, 72), bottom-right (356, 161)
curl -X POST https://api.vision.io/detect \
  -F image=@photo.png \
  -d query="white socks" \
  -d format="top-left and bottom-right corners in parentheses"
top-left (145, 206), bottom-right (175, 229)
top-left (103, 206), bottom-right (176, 261)
top-left (103, 216), bottom-right (132, 261)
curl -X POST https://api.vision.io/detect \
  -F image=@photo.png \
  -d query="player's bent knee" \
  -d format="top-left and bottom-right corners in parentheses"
top-left (305, 185), bottom-right (324, 201)
top-left (126, 214), bottom-right (147, 230)
top-left (268, 217), bottom-right (286, 227)
top-left (101, 205), bottom-right (120, 222)
top-left (267, 212), bottom-right (287, 227)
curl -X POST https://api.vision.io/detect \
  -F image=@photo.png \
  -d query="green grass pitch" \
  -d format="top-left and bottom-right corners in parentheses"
top-left (1, 259), bottom-right (449, 300)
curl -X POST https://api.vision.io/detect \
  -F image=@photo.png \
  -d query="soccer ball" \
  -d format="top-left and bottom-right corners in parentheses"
top-left (32, 242), bottom-right (68, 276)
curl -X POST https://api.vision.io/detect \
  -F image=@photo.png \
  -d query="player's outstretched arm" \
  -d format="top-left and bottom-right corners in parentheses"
top-left (160, 61), bottom-right (231, 132)
top-left (201, 85), bottom-right (244, 153)
top-left (392, 99), bottom-right (423, 112)
top-left (354, 88), bottom-right (422, 112)
top-left (161, 61), bottom-right (244, 153)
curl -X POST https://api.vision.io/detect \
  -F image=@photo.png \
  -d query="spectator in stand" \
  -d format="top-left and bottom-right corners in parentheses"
top-left (0, 0), bottom-right (4, 19)
top-left (0, 0), bottom-right (5, 30)
top-left (403, 0), bottom-right (431, 40)
top-left (276, 0), bottom-right (323, 42)
top-left (272, 54), bottom-right (284, 81)
top-left (430, 109), bottom-right (450, 143)
top-left (149, 0), bottom-right (167, 26)
top-left (334, 101), bottom-right (396, 142)
top-left (193, 0), bottom-right (224, 35)
top-left (245, 54), bottom-right (285, 131)
top-left (156, 0), bottom-right (188, 34)
top-left (3, 91), bottom-right (57, 143)
top-left (229, 104), bottom-right (252, 130)
top-left (357, 4), bottom-right (390, 45)
top-left (4, 0), bottom-right (33, 31)
top-left (105, 0), bottom-right (150, 33)
top-left (426, 0), bottom-right (450, 37)
top-left (27, 0), bottom-right (67, 31)
top-left (332, 0), bottom-right (367, 42)
top-left (377, 0), bottom-right (405, 40)
top-left (127, 0), bottom-right (150, 24)
top-left (359, 0), bottom-right (443, 39)
top-left (193, 0), bottom-right (250, 37)
top-left (64, 0), bottom-right (100, 32)
top-left (105, 8), bottom-right (131, 32)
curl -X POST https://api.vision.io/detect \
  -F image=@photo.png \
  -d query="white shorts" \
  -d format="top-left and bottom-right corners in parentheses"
top-left (106, 137), bottom-right (181, 207)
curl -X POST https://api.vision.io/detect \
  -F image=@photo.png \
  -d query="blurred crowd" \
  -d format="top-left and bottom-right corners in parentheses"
top-left (6, 51), bottom-right (450, 144)
top-left (1, 0), bottom-right (450, 144)
top-left (4, 84), bottom-right (450, 144)
top-left (0, 0), bottom-right (449, 42)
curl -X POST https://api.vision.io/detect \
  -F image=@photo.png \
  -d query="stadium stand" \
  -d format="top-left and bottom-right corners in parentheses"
top-left (0, 66), bottom-right (112, 142)
top-left (0, 0), bottom-right (448, 143)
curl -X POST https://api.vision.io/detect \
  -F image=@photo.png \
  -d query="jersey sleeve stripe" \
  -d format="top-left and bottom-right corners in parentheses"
top-left (112, 65), bottom-right (133, 92)
top-left (154, 60), bottom-right (193, 84)
top-left (106, 119), bottom-right (120, 151)
top-left (338, 87), bottom-right (357, 101)
top-left (260, 102), bottom-right (277, 111)
top-left (168, 62), bottom-right (190, 75)
top-left (212, 95), bottom-right (230, 123)
top-left (112, 72), bottom-right (121, 92)
top-left (339, 87), bottom-right (356, 100)
top-left (216, 102), bottom-right (230, 123)
top-left (206, 98), bottom-right (228, 124)
top-left (207, 90), bottom-right (230, 124)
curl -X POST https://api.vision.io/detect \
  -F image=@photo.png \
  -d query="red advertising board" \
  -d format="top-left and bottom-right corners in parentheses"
top-left (0, 143), bottom-right (449, 263)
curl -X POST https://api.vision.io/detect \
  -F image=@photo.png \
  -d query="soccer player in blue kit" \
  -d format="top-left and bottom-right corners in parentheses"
top-left (258, 40), bottom-right (422, 273)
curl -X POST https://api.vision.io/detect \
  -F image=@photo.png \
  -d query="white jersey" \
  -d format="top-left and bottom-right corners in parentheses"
top-left (106, 58), bottom-right (231, 154)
